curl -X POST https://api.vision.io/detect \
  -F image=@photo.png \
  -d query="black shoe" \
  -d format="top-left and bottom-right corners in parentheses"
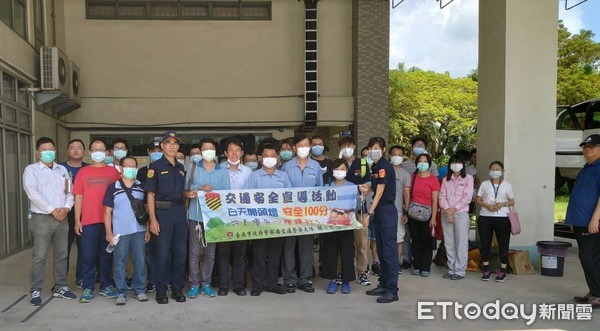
top-left (366, 286), bottom-right (385, 296)
top-left (250, 287), bottom-right (263, 297)
top-left (286, 284), bottom-right (296, 293)
top-left (298, 283), bottom-right (315, 293)
top-left (371, 262), bottom-right (381, 276)
top-left (400, 261), bottom-right (412, 270)
top-left (156, 291), bottom-right (168, 304)
top-left (574, 292), bottom-right (593, 304)
top-left (234, 288), bottom-right (247, 296)
top-left (146, 283), bottom-right (155, 293)
top-left (377, 293), bottom-right (399, 303)
top-left (266, 285), bottom-right (287, 295)
top-left (218, 287), bottom-right (229, 296)
top-left (171, 289), bottom-right (186, 302)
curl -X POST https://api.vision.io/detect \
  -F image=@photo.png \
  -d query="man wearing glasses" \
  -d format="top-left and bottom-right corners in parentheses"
top-left (566, 134), bottom-right (600, 309)
top-left (145, 131), bottom-right (187, 304)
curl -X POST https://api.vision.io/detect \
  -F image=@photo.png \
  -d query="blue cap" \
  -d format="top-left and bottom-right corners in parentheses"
top-left (162, 131), bottom-right (180, 143)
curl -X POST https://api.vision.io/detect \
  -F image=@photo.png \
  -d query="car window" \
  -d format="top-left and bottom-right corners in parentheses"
top-left (557, 105), bottom-right (585, 130)
top-left (585, 102), bottom-right (600, 129)
top-left (557, 108), bottom-right (575, 130)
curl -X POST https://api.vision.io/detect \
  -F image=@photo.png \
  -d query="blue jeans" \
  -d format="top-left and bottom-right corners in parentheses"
top-left (114, 231), bottom-right (147, 296)
top-left (80, 223), bottom-right (113, 291)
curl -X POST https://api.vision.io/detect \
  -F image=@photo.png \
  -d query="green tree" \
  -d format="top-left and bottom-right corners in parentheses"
top-left (557, 21), bottom-right (600, 105)
top-left (389, 65), bottom-right (478, 162)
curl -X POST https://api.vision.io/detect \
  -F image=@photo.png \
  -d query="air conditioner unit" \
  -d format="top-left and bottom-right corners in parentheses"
top-left (68, 60), bottom-right (80, 104)
top-left (40, 46), bottom-right (69, 94)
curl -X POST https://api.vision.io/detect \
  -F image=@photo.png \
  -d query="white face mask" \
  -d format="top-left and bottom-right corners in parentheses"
top-left (202, 150), bottom-right (216, 162)
top-left (391, 155), bottom-right (403, 166)
top-left (368, 149), bottom-right (382, 163)
top-left (262, 157), bottom-right (277, 169)
top-left (489, 170), bottom-right (503, 179)
top-left (450, 163), bottom-right (463, 173)
top-left (296, 147), bottom-right (310, 159)
top-left (177, 158), bottom-right (185, 166)
top-left (228, 159), bottom-right (241, 166)
top-left (341, 147), bottom-right (355, 159)
top-left (333, 170), bottom-right (347, 180)
top-left (91, 151), bottom-right (106, 163)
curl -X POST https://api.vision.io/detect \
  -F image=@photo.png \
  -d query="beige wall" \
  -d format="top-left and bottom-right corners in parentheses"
top-left (61, 0), bottom-right (354, 129)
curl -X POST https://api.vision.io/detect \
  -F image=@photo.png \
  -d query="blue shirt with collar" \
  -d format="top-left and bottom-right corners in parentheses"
top-left (144, 155), bottom-right (186, 204)
top-left (102, 179), bottom-right (146, 236)
top-left (225, 162), bottom-right (253, 190)
top-left (244, 167), bottom-right (291, 190)
top-left (281, 156), bottom-right (324, 188)
top-left (187, 161), bottom-right (231, 222)
top-left (566, 158), bottom-right (600, 228)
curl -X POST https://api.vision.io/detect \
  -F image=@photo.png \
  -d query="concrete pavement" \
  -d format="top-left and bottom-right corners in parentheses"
top-left (0, 237), bottom-right (596, 331)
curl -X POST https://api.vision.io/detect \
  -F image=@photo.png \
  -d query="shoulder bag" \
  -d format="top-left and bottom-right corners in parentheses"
top-left (119, 179), bottom-right (149, 226)
top-left (407, 174), bottom-right (432, 221)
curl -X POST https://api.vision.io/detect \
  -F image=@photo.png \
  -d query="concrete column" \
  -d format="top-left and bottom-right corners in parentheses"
top-left (478, 0), bottom-right (558, 247)
top-left (352, 0), bottom-right (389, 149)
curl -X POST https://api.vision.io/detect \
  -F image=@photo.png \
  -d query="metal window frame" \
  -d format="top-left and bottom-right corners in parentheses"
top-left (86, 0), bottom-right (271, 20)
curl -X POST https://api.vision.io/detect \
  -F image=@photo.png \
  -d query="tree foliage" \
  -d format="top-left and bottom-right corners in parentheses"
top-left (389, 64), bottom-right (478, 162)
top-left (557, 21), bottom-right (600, 105)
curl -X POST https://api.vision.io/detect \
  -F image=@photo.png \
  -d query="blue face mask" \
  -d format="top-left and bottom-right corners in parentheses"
top-left (417, 162), bottom-right (430, 172)
top-left (365, 157), bottom-right (374, 167)
top-left (311, 145), bottom-right (324, 156)
top-left (280, 150), bottom-right (293, 161)
top-left (190, 154), bottom-right (202, 163)
top-left (113, 149), bottom-right (127, 160)
top-left (40, 150), bottom-right (56, 163)
top-left (122, 167), bottom-right (137, 179)
top-left (91, 151), bottom-right (106, 163)
top-left (150, 152), bottom-right (163, 163)
top-left (413, 147), bottom-right (425, 156)
top-left (104, 156), bottom-right (114, 164)
top-left (245, 162), bottom-right (258, 170)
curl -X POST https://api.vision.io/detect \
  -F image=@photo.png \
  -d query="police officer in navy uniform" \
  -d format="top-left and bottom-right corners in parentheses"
top-left (146, 131), bottom-right (187, 304)
top-left (359, 137), bottom-right (399, 303)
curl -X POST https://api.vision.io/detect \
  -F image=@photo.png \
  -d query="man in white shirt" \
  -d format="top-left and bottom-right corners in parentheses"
top-left (23, 137), bottom-right (76, 305)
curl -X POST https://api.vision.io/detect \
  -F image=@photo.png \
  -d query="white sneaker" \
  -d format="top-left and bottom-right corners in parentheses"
top-left (134, 292), bottom-right (149, 302)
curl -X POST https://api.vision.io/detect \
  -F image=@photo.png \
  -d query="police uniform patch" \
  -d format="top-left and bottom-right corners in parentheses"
top-left (378, 169), bottom-right (386, 178)
top-left (161, 171), bottom-right (169, 174)
top-left (147, 169), bottom-right (155, 178)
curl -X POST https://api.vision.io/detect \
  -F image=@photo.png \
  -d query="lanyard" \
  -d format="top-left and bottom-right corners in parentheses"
top-left (492, 181), bottom-right (502, 201)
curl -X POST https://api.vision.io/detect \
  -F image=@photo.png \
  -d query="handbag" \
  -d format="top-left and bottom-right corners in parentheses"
top-left (119, 179), bottom-right (149, 226)
top-left (507, 205), bottom-right (521, 235)
top-left (407, 175), bottom-right (432, 221)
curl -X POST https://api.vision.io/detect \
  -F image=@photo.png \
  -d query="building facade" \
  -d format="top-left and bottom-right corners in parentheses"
top-left (0, 0), bottom-right (390, 257)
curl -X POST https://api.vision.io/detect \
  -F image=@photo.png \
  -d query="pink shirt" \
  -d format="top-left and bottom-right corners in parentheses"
top-left (439, 174), bottom-right (474, 213)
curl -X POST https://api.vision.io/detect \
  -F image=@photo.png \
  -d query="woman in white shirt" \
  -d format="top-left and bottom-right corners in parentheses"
top-left (475, 161), bottom-right (515, 283)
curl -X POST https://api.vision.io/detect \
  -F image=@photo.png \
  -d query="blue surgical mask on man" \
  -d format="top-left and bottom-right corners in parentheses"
top-left (91, 151), bottom-right (106, 163)
top-left (413, 147), bottom-right (425, 156)
top-left (190, 154), bottom-right (202, 163)
top-left (245, 162), bottom-right (258, 170)
top-left (40, 150), bottom-right (56, 163)
top-left (280, 150), bottom-right (293, 161)
top-left (123, 167), bottom-right (137, 179)
top-left (113, 149), bottom-right (127, 160)
top-left (150, 152), bottom-right (163, 163)
top-left (104, 156), bottom-right (114, 164)
top-left (311, 145), bottom-right (324, 156)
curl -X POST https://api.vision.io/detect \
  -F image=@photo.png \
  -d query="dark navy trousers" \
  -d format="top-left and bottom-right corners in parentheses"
top-left (373, 203), bottom-right (399, 295)
top-left (152, 206), bottom-right (188, 293)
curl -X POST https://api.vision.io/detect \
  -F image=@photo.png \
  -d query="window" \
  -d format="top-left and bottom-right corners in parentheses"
top-left (2, 73), bottom-right (16, 102)
top-left (34, 0), bottom-right (45, 49)
top-left (86, 1), bottom-right (271, 20)
top-left (586, 102), bottom-right (600, 130)
top-left (0, 0), bottom-right (27, 39)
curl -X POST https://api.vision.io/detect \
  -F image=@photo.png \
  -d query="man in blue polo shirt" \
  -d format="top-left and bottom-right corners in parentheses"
top-left (566, 134), bottom-right (600, 309)
top-left (103, 156), bottom-right (150, 305)
top-left (281, 134), bottom-right (324, 293)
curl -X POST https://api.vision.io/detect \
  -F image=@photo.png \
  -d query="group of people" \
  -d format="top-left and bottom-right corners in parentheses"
top-left (25, 131), bottom-right (520, 307)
